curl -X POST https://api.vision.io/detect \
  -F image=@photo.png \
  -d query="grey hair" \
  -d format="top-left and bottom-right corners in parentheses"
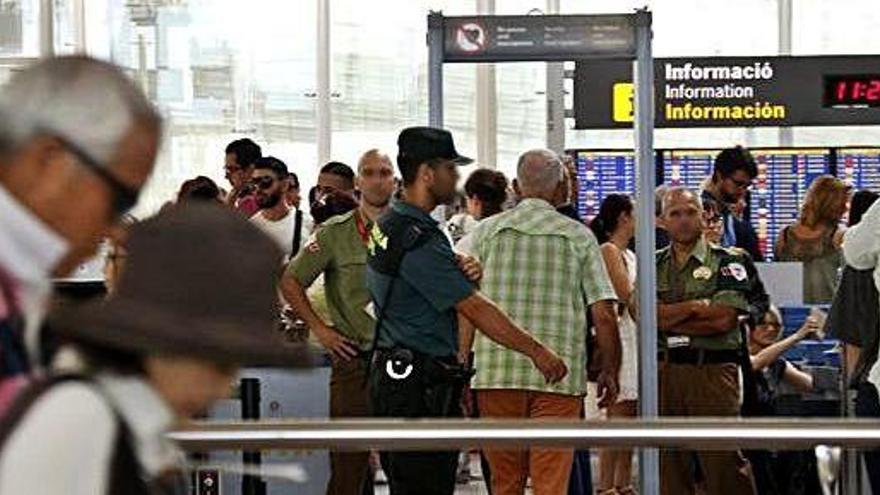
top-left (0, 56), bottom-right (161, 164)
top-left (654, 184), bottom-right (669, 217)
top-left (516, 149), bottom-right (564, 196)
top-left (661, 186), bottom-right (703, 215)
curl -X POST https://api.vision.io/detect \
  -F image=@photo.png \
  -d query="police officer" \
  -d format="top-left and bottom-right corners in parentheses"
top-left (656, 187), bottom-right (757, 495)
top-left (366, 127), bottom-right (568, 495)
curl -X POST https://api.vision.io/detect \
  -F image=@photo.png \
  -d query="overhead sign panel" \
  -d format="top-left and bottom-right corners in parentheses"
top-left (441, 14), bottom-right (637, 62)
top-left (574, 55), bottom-right (880, 128)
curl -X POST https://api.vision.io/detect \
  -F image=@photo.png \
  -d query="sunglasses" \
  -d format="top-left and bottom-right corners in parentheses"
top-left (250, 176), bottom-right (278, 191)
top-left (51, 132), bottom-right (139, 217)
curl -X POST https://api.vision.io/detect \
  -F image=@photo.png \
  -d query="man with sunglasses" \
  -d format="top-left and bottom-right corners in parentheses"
top-left (0, 56), bottom-right (161, 407)
top-left (249, 156), bottom-right (309, 260)
top-left (701, 146), bottom-right (763, 261)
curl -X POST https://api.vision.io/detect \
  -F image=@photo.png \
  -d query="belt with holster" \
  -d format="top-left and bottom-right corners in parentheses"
top-left (658, 348), bottom-right (741, 365)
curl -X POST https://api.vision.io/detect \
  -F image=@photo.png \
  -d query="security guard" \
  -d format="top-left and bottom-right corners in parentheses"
top-left (656, 187), bottom-right (757, 495)
top-left (366, 127), bottom-right (567, 495)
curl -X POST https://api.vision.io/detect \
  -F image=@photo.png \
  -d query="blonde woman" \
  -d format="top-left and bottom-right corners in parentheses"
top-left (775, 175), bottom-right (850, 304)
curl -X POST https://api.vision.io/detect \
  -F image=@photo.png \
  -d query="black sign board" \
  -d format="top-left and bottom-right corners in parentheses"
top-left (574, 55), bottom-right (880, 128)
top-left (441, 14), bottom-right (636, 63)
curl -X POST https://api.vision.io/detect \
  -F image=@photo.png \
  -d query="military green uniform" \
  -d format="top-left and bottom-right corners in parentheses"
top-left (286, 209), bottom-right (374, 495)
top-left (288, 210), bottom-right (373, 349)
top-left (656, 238), bottom-right (757, 495)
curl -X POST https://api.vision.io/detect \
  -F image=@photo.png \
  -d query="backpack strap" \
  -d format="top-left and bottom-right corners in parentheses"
top-left (365, 209), bottom-right (431, 367)
top-left (291, 209), bottom-right (304, 259)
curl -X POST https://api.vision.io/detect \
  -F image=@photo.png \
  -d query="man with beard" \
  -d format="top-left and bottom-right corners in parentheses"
top-left (701, 146), bottom-right (762, 261)
top-left (249, 156), bottom-right (302, 260)
top-left (282, 149), bottom-right (396, 495)
top-left (366, 128), bottom-right (568, 495)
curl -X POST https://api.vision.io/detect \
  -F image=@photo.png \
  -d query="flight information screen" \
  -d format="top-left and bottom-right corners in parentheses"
top-left (571, 150), bottom-right (636, 220)
top-left (837, 147), bottom-right (880, 192)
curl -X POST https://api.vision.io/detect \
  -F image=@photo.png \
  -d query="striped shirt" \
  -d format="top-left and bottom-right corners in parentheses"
top-left (466, 198), bottom-right (617, 396)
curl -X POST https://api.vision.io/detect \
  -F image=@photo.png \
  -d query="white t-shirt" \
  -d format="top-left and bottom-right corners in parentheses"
top-left (250, 208), bottom-right (310, 259)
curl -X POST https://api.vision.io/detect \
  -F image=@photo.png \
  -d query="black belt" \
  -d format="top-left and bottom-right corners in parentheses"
top-left (659, 348), bottom-right (741, 365)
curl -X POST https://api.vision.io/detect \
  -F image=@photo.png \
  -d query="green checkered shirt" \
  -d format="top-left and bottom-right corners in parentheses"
top-left (467, 199), bottom-right (617, 396)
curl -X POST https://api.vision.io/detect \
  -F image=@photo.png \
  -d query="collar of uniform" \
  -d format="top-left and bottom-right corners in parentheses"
top-left (94, 373), bottom-right (182, 477)
top-left (0, 184), bottom-right (69, 290)
top-left (393, 201), bottom-right (438, 226)
top-left (690, 237), bottom-right (710, 264)
top-left (663, 237), bottom-right (709, 266)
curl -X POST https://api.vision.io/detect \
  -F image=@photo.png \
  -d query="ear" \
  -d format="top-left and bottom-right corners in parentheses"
top-left (418, 163), bottom-right (434, 184)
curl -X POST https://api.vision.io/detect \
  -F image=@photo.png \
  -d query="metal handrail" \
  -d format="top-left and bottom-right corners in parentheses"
top-left (168, 418), bottom-right (880, 452)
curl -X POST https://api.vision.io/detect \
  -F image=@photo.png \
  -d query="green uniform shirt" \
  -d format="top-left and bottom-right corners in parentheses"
top-left (287, 210), bottom-right (374, 349)
top-left (656, 238), bottom-right (750, 351)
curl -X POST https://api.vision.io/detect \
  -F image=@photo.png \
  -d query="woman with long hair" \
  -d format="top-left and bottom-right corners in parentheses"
top-left (775, 175), bottom-right (850, 304)
top-left (589, 194), bottom-right (637, 495)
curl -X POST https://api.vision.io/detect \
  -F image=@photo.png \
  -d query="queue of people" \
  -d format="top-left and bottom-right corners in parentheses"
top-left (0, 55), bottom-right (874, 495)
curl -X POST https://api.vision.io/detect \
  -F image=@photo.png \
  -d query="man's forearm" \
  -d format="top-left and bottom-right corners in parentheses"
top-left (458, 314), bottom-right (476, 360)
top-left (658, 301), bottom-right (697, 331)
top-left (280, 275), bottom-right (328, 331)
top-left (669, 305), bottom-right (739, 336)
top-left (457, 293), bottom-right (541, 359)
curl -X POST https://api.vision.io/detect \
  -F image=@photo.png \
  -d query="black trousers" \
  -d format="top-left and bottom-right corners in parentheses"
top-left (856, 382), bottom-right (880, 494)
top-left (369, 351), bottom-right (464, 495)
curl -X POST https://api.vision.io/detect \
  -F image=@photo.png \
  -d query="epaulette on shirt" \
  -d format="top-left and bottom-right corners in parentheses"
top-left (367, 209), bottom-right (430, 276)
top-left (322, 210), bottom-right (355, 228)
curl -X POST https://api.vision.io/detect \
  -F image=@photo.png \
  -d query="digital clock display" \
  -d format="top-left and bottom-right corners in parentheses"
top-left (824, 74), bottom-right (880, 107)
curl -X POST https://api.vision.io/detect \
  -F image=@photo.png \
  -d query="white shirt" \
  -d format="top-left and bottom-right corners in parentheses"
top-left (0, 185), bottom-right (69, 363)
top-left (0, 373), bottom-right (180, 495)
top-left (842, 199), bottom-right (880, 392)
top-left (250, 208), bottom-right (310, 259)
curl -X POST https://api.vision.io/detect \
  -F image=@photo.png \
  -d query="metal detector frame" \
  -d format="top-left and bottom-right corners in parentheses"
top-left (426, 9), bottom-right (659, 493)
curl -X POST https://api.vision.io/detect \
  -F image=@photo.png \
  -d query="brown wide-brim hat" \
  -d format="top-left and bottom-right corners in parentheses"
top-left (51, 202), bottom-right (320, 368)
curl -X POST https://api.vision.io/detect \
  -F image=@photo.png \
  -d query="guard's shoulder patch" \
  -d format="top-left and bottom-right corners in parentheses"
top-left (717, 254), bottom-right (750, 291)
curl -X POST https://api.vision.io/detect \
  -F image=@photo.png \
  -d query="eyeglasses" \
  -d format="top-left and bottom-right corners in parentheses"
top-left (726, 176), bottom-right (752, 191)
top-left (51, 132), bottom-right (139, 217)
top-left (704, 214), bottom-right (723, 225)
top-left (250, 176), bottom-right (277, 191)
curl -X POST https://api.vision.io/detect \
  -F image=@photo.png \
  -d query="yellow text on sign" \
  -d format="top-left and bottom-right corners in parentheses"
top-left (613, 82), bottom-right (634, 123)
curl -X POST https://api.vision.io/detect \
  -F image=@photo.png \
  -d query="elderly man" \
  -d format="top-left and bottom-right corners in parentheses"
top-left (465, 149), bottom-right (621, 495)
top-left (0, 56), bottom-right (161, 404)
top-left (657, 187), bottom-right (756, 495)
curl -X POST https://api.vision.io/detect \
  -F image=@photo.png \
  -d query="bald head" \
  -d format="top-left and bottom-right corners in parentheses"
top-left (0, 56), bottom-right (161, 164)
top-left (358, 148), bottom-right (392, 173)
top-left (517, 149), bottom-right (564, 199)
